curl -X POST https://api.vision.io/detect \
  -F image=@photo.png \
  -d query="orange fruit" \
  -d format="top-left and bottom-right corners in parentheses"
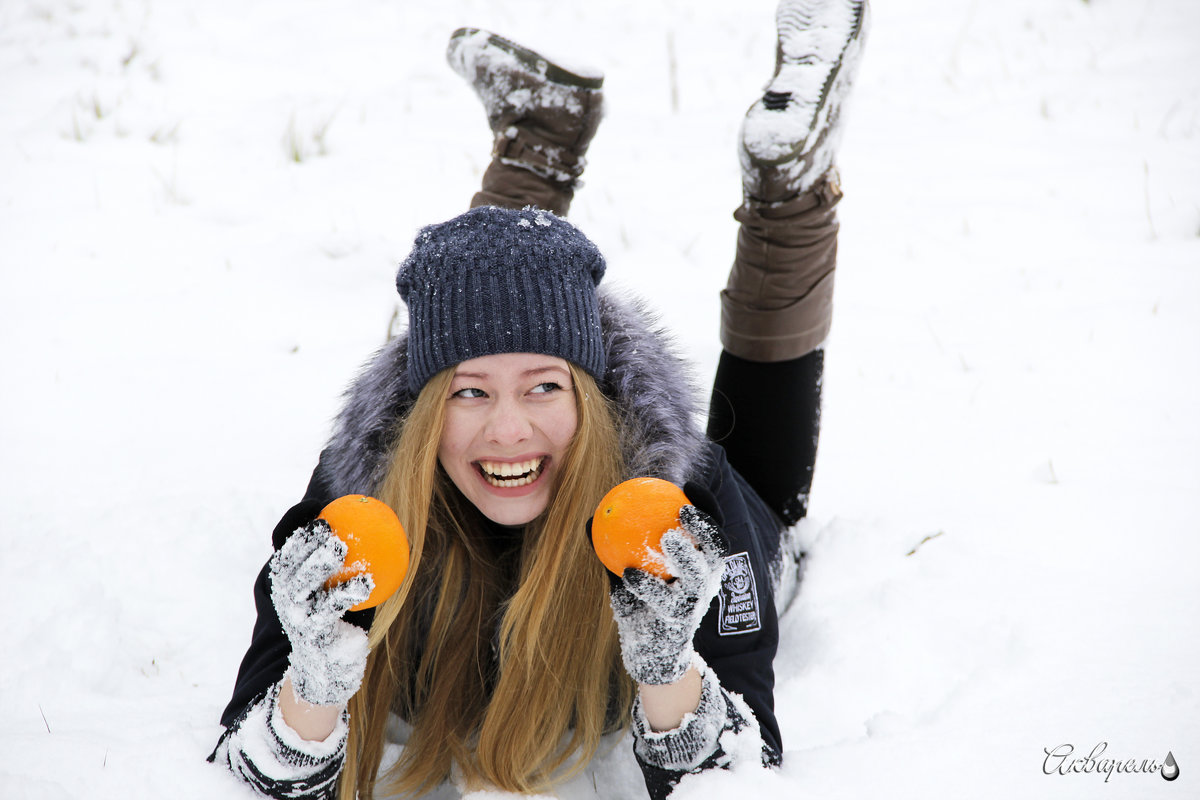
top-left (591, 477), bottom-right (690, 580)
top-left (318, 495), bottom-right (409, 611)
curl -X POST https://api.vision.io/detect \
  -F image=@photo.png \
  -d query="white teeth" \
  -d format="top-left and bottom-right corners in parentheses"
top-left (478, 457), bottom-right (545, 488)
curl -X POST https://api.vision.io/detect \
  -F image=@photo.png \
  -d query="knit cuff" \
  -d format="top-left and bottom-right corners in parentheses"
top-left (267, 679), bottom-right (349, 767)
top-left (213, 681), bottom-right (347, 795)
top-left (631, 655), bottom-right (727, 772)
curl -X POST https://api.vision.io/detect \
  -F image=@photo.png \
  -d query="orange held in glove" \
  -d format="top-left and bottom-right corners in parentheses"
top-left (591, 477), bottom-right (690, 580)
top-left (318, 495), bottom-right (409, 611)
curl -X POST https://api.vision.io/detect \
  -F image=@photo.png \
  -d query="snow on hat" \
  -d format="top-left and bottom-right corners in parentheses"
top-left (396, 205), bottom-right (607, 392)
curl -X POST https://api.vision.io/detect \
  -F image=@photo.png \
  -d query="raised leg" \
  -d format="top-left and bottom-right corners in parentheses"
top-left (709, 0), bottom-right (869, 525)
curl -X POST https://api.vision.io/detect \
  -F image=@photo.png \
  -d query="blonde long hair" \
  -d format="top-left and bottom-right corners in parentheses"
top-left (339, 363), bottom-right (634, 798)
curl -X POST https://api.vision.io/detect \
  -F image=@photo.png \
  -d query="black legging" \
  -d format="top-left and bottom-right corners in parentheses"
top-left (706, 347), bottom-right (823, 527)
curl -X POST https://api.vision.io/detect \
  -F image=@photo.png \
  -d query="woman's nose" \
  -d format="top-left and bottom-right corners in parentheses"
top-left (484, 399), bottom-right (533, 445)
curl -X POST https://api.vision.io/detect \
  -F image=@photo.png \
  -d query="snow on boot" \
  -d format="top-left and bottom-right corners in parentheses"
top-left (740, 0), bottom-right (869, 204)
top-left (448, 27), bottom-right (605, 215)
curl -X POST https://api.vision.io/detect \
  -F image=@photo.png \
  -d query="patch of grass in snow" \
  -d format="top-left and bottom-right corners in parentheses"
top-left (284, 106), bottom-right (340, 163)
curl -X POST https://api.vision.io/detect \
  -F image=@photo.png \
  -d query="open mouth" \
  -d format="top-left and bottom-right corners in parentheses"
top-left (476, 457), bottom-right (546, 489)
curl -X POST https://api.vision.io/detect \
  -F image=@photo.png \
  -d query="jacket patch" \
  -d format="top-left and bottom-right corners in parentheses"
top-left (716, 552), bottom-right (762, 635)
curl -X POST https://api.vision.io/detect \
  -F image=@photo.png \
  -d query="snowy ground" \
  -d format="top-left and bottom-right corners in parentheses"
top-left (2, 0), bottom-right (1198, 798)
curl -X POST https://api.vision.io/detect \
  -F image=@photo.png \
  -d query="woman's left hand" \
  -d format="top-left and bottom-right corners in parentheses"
top-left (608, 506), bottom-right (727, 686)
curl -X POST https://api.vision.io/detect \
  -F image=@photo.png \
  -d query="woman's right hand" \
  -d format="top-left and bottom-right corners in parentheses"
top-left (269, 519), bottom-right (373, 709)
top-left (607, 506), bottom-right (727, 687)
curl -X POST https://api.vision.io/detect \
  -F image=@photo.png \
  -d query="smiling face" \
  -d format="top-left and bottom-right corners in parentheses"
top-left (438, 353), bottom-right (580, 527)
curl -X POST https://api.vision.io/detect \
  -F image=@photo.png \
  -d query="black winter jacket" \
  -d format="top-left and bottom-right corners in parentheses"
top-left (215, 290), bottom-right (786, 798)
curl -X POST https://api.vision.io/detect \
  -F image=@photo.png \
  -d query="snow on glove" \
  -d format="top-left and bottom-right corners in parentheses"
top-left (609, 506), bottom-right (727, 685)
top-left (269, 518), bottom-right (373, 707)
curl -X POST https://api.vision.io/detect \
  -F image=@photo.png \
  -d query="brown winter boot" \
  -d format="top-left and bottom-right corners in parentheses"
top-left (722, 178), bottom-right (843, 362)
top-left (740, 0), bottom-right (868, 204)
top-left (722, 0), bottom-right (868, 362)
top-left (447, 28), bottom-right (605, 217)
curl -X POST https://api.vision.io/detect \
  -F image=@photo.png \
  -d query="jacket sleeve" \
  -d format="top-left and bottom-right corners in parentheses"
top-left (632, 443), bottom-right (786, 798)
top-left (211, 466), bottom-right (375, 781)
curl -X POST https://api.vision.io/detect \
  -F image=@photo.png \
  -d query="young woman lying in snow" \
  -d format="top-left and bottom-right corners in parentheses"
top-left (210, 1), bottom-right (868, 797)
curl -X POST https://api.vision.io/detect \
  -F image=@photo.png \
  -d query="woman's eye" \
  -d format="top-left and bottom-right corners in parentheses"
top-left (452, 387), bottom-right (486, 399)
top-left (529, 382), bottom-right (564, 395)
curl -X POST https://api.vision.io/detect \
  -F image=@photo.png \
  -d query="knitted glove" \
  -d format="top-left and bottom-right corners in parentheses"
top-left (609, 506), bottom-right (727, 685)
top-left (269, 519), bottom-right (373, 707)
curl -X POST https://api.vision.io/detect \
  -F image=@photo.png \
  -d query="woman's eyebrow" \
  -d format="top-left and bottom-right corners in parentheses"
top-left (452, 364), bottom-right (569, 381)
top-left (522, 365), bottom-right (570, 378)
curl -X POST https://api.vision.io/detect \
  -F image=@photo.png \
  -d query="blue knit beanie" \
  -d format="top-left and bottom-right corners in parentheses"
top-left (396, 206), bottom-right (607, 392)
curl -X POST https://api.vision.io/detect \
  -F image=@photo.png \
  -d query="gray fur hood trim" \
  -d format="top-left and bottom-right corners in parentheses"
top-left (317, 287), bottom-right (711, 499)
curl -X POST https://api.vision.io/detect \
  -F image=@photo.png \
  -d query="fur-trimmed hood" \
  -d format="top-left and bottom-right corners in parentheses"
top-left (315, 287), bottom-right (712, 498)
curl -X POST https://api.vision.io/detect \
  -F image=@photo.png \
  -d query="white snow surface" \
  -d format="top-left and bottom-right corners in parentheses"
top-left (2, 0), bottom-right (1198, 798)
